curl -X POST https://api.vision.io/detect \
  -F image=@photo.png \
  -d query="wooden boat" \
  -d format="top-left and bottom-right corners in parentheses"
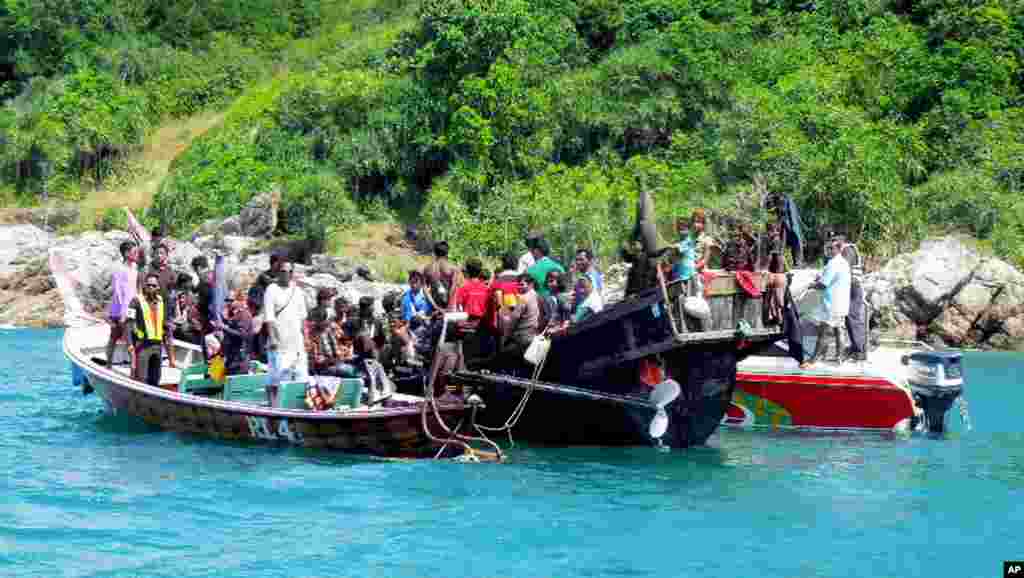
top-left (449, 270), bottom-right (784, 449)
top-left (63, 323), bottom-right (474, 458)
top-left (729, 339), bottom-right (965, 433)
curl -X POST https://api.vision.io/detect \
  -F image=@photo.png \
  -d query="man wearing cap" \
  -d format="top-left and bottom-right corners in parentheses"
top-left (526, 238), bottom-right (566, 299)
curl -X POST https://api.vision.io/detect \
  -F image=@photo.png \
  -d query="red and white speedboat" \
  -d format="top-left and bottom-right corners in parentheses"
top-left (724, 261), bottom-right (965, 434)
top-left (727, 340), bottom-right (964, 432)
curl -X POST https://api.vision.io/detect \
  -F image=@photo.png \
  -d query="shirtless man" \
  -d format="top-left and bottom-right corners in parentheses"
top-left (422, 241), bottom-right (463, 311)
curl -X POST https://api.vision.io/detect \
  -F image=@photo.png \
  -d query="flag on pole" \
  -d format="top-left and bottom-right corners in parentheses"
top-left (124, 208), bottom-right (150, 248)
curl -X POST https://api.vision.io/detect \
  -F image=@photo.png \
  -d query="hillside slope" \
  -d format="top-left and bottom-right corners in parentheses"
top-left (3, 0), bottom-right (1024, 268)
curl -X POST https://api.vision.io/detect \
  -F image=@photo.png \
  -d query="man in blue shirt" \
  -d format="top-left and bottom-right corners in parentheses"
top-left (401, 270), bottom-right (433, 331)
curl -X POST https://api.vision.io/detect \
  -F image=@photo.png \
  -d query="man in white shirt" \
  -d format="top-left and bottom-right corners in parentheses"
top-left (801, 238), bottom-right (851, 368)
top-left (262, 260), bottom-right (309, 405)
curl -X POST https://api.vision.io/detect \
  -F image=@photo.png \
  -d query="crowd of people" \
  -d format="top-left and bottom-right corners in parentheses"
top-left (105, 195), bottom-right (857, 408)
top-left (103, 230), bottom-right (616, 409)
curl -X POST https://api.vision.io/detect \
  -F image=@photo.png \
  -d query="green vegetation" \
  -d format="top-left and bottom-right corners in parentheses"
top-left (4, 0), bottom-right (1024, 267)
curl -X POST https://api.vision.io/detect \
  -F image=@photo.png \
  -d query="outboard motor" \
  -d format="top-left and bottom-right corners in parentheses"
top-left (901, 351), bottom-right (965, 434)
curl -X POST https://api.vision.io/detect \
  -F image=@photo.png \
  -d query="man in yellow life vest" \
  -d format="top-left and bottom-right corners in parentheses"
top-left (126, 272), bottom-right (176, 387)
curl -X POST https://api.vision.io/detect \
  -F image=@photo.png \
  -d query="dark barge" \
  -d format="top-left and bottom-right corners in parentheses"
top-left (440, 271), bottom-right (784, 449)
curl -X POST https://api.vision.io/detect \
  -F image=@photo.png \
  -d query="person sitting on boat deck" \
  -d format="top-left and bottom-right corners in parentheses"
top-left (306, 307), bottom-right (359, 377)
top-left (214, 289), bottom-right (253, 375)
top-left (400, 270), bottom-right (432, 332)
top-left (107, 240), bottom-right (139, 366)
top-left (539, 270), bottom-right (569, 334)
top-left (527, 238), bottom-right (565, 299)
top-left (486, 253), bottom-right (521, 336)
top-left (331, 297), bottom-right (354, 341)
top-left (517, 231), bottom-right (543, 274)
top-left (262, 259), bottom-right (309, 406)
top-left (351, 296), bottom-right (390, 353)
top-left (572, 248), bottom-right (604, 305)
top-left (307, 287), bottom-right (335, 340)
top-left (381, 312), bottom-right (419, 370)
top-left (422, 241), bottom-right (463, 310)
top-left (126, 273), bottom-right (176, 386)
top-left (496, 274), bottom-right (541, 374)
top-left (572, 274), bottom-right (604, 324)
top-left (801, 237), bottom-right (851, 369)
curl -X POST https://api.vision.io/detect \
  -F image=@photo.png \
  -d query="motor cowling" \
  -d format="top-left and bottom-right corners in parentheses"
top-left (902, 350), bottom-right (964, 433)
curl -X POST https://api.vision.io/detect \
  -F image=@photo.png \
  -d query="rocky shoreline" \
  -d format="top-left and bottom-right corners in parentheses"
top-left (0, 217), bottom-right (1021, 351)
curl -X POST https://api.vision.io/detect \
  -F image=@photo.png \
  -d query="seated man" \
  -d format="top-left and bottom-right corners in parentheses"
top-left (306, 308), bottom-right (359, 377)
top-left (496, 274), bottom-right (541, 374)
top-left (572, 274), bottom-right (604, 324)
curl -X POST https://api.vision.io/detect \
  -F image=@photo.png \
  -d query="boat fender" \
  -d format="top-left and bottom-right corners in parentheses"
top-left (684, 296), bottom-right (711, 320)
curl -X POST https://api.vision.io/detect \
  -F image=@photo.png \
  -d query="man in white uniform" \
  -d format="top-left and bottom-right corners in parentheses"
top-left (262, 260), bottom-right (308, 405)
top-left (801, 238), bottom-right (851, 368)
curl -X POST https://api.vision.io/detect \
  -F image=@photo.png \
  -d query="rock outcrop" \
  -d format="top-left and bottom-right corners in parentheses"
top-left (862, 237), bottom-right (1024, 350)
top-left (0, 222), bottom-right (404, 328)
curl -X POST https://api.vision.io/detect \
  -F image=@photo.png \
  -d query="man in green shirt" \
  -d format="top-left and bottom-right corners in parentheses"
top-left (527, 238), bottom-right (565, 298)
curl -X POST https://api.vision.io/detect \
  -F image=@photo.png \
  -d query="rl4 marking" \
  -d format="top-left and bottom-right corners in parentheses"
top-left (246, 416), bottom-right (304, 444)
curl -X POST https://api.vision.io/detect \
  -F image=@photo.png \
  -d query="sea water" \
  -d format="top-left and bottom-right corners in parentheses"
top-left (1, 329), bottom-right (1022, 578)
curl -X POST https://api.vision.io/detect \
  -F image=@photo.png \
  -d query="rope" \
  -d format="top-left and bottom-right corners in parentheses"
top-left (420, 343), bottom-right (504, 461)
top-left (473, 335), bottom-right (551, 448)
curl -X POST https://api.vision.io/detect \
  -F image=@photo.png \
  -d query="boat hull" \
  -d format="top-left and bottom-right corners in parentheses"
top-left (462, 341), bottom-right (741, 448)
top-left (727, 369), bottom-right (915, 431)
top-left (65, 327), bottom-right (466, 458)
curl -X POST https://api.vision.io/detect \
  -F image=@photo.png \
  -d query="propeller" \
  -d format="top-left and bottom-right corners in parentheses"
top-left (648, 379), bottom-right (681, 439)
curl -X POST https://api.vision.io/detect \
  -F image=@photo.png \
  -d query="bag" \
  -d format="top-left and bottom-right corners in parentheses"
top-left (684, 296), bottom-right (711, 320)
top-left (208, 354), bottom-right (227, 383)
top-left (523, 335), bottom-right (551, 366)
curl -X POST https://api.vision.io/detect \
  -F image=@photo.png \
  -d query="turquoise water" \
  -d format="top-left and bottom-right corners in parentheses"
top-left (2, 329), bottom-right (1022, 578)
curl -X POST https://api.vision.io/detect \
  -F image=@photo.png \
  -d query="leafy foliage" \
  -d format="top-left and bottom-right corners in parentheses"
top-left (6, 0), bottom-right (1024, 269)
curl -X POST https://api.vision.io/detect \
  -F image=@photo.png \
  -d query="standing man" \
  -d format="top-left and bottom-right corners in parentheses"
top-left (107, 240), bottom-right (138, 366)
top-left (526, 238), bottom-right (565, 299)
top-left (126, 272), bottom-right (176, 387)
top-left (191, 256), bottom-right (214, 347)
top-left (150, 242), bottom-right (176, 306)
top-left (262, 260), bottom-right (308, 406)
top-left (422, 241), bottom-right (463, 310)
top-left (801, 237), bottom-right (851, 368)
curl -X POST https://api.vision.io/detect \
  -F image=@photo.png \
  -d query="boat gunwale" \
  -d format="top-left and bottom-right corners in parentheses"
top-left (63, 325), bottom-right (464, 422)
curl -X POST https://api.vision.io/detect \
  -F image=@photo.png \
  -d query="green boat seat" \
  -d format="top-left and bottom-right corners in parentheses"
top-left (224, 373), bottom-right (269, 404)
top-left (178, 362), bottom-right (223, 396)
top-left (277, 380), bottom-right (309, 410)
top-left (335, 378), bottom-right (364, 409)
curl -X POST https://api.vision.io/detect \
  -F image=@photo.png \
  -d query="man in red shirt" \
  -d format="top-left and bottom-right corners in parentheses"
top-left (452, 258), bottom-right (490, 322)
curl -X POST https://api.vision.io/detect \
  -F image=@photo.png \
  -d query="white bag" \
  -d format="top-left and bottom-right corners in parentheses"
top-left (523, 335), bottom-right (551, 365)
top-left (684, 296), bottom-right (712, 320)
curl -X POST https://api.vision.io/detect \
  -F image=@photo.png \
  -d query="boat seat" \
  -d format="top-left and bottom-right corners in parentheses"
top-left (335, 378), bottom-right (364, 409)
top-left (224, 373), bottom-right (269, 404)
top-left (277, 380), bottom-right (309, 410)
top-left (178, 362), bottom-right (223, 396)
